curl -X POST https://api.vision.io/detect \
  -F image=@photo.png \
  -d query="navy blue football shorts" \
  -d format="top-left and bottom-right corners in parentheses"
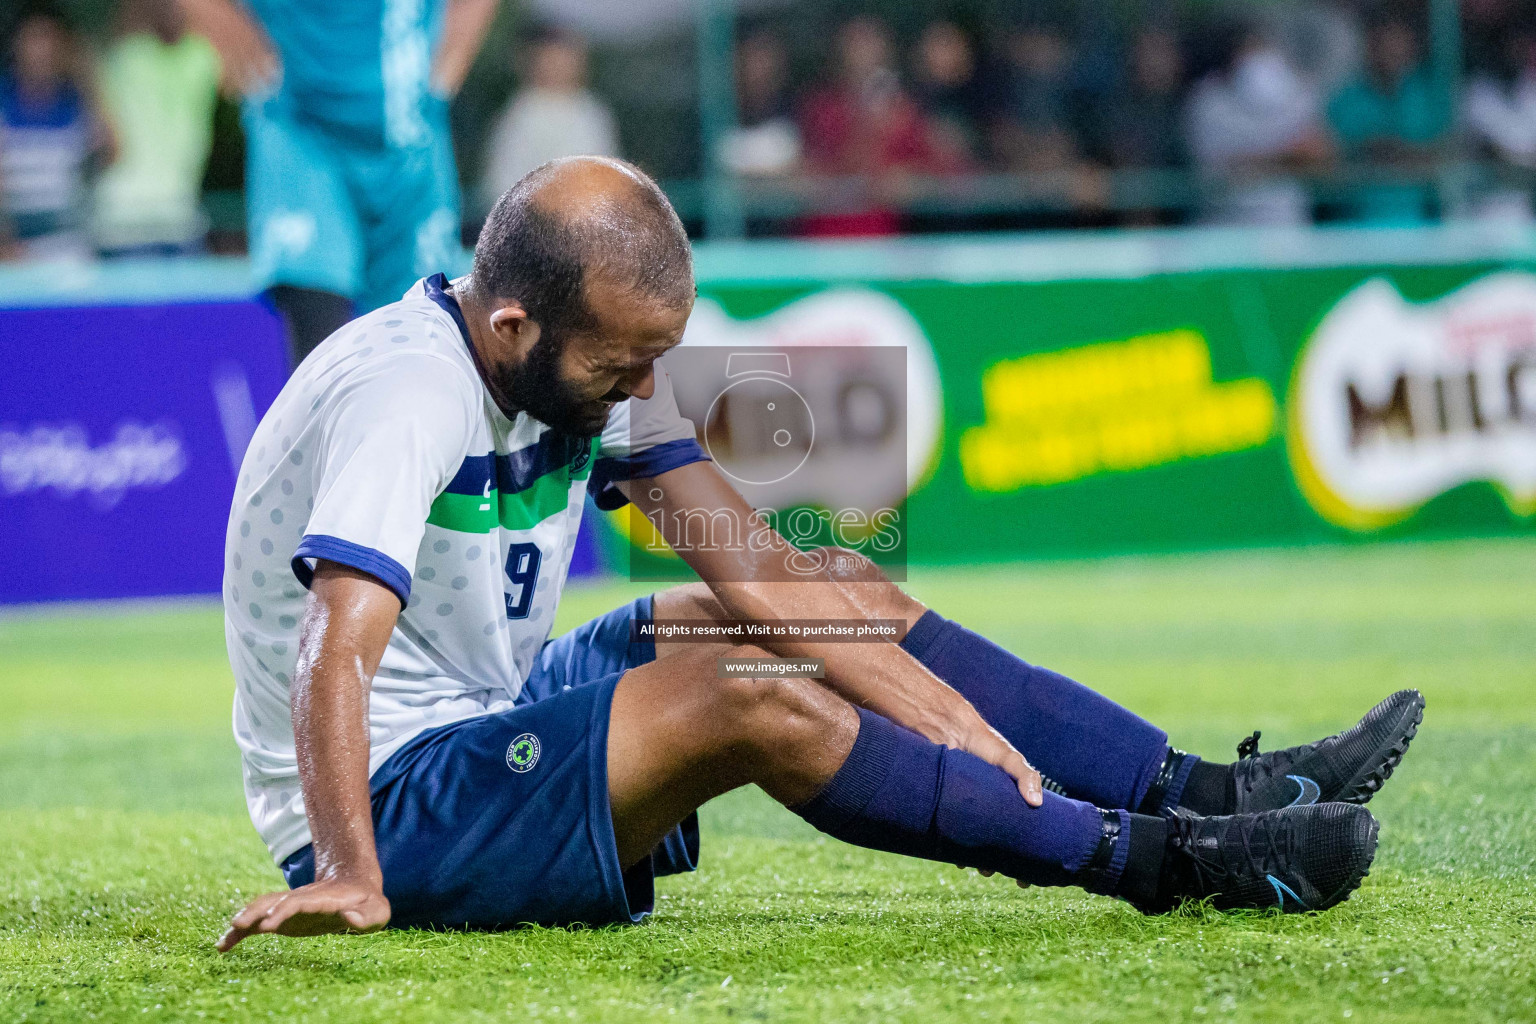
top-left (281, 595), bottom-right (700, 930)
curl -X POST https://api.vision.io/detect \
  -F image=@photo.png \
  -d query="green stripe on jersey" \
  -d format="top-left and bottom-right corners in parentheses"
top-left (425, 491), bottom-right (498, 533)
top-left (425, 446), bottom-right (596, 534)
top-left (498, 471), bottom-right (576, 531)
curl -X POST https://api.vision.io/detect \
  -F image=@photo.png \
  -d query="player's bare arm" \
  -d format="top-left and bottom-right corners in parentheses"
top-left (618, 463), bottom-right (1043, 806)
top-left (430, 0), bottom-right (499, 99)
top-left (218, 562), bottom-right (395, 951)
top-left (176, 0), bottom-right (279, 95)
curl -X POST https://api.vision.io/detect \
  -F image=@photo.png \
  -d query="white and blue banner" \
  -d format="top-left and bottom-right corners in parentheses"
top-left (1, 278), bottom-right (290, 603)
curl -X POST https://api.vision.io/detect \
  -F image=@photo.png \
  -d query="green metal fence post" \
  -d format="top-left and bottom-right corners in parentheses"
top-left (696, 0), bottom-right (745, 238)
top-left (1429, 0), bottom-right (1465, 215)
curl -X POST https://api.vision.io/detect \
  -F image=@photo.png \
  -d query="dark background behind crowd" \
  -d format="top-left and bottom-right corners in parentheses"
top-left (3, 0), bottom-right (1536, 257)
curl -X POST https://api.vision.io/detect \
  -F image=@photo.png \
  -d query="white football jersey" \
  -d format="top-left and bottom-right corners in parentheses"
top-left (224, 274), bottom-right (704, 863)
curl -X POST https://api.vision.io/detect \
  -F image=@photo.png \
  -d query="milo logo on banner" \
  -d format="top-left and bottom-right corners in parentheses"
top-left (1289, 273), bottom-right (1536, 530)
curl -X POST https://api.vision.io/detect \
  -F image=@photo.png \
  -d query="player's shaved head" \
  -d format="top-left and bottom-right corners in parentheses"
top-left (469, 156), bottom-right (693, 341)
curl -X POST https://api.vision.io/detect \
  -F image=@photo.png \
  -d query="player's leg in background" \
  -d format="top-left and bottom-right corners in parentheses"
top-left (242, 101), bottom-right (364, 369)
top-left (353, 121), bottom-right (464, 315)
top-left (604, 644), bottom-right (1161, 901)
top-left (651, 567), bottom-right (1179, 816)
top-left (267, 286), bottom-right (354, 367)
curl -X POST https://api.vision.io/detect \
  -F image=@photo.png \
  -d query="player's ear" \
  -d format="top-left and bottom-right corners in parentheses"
top-left (488, 303), bottom-right (541, 356)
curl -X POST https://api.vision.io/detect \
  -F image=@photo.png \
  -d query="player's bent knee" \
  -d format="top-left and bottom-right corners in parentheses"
top-left (710, 646), bottom-right (785, 720)
top-left (651, 582), bottom-right (718, 621)
top-left (713, 665), bottom-right (850, 761)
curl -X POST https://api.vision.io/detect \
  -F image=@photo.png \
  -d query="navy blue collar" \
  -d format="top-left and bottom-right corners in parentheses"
top-left (424, 272), bottom-right (473, 350)
top-left (424, 273), bottom-right (503, 404)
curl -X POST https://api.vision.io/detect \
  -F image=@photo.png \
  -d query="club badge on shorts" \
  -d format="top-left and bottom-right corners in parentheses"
top-left (506, 733), bottom-right (541, 773)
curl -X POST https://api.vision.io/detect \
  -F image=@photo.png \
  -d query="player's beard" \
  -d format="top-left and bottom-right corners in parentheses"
top-left (500, 332), bottom-right (611, 439)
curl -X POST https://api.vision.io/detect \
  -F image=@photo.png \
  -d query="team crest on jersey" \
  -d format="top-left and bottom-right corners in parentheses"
top-left (506, 733), bottom-right (541, 773)
top-left (570, 444), bottom-right (592, 474)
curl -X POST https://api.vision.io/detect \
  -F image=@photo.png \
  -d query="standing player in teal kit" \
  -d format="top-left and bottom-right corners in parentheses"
top-left (180, 0), bottom-right (498, 366)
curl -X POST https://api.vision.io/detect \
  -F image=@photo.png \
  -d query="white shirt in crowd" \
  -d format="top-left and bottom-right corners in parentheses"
top-left (479, 87), bottom-right (620, 206)
top-left (1186, 48), bottom-right (1322, 226)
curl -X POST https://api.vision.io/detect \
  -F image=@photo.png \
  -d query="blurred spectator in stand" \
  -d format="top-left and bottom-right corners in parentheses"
top-left (718, 28), bottom-right (800, 178)
top-left (1464, 27), bottom-right (1536, 220)
top-left (989, 19), bottom-right (1108, 218)
top-left (1088, 27), bottom-right (1189, 169)
top-left (1462, 0), bottom-right (1523, 86)
top-left (991, 21), bottom-right (1082, 173)
top-left (1327, 14), bottom-right (1450, 224)
top-left (0, 9), bottom-right (114, 261)
top-left (1186, 22), bottom-right (1329, 225)
top-left (94, 0), bottom-right (221, 257)
top-left (480, 27), bottom-right (618, 208)
top-left (911, 21), bottom-right (988, 167)
top-left (798, 16), bottom-right (956, 237)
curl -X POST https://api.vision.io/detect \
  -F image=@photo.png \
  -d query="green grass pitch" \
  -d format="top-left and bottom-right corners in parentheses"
top-left (1, 539), bottom-right (1533, 1023)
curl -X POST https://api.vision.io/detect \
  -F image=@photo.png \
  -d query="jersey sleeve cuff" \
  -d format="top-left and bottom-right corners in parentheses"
top-left (587, 438), bottom-right (711, 511)
top-left (292, 534), bottom-right (412, 608)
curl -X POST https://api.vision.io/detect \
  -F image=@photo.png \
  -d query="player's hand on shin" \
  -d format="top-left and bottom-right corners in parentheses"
top-left (954, 711), bottom-right (1044, 807)
top-left (216, 876), bottom-right (390, 952)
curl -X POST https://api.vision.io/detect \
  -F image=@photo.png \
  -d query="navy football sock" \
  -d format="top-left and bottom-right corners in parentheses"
top-left (792, 708), bottom-right (1164, 897)
top-left (900, 610), bottom-right (1193, 813)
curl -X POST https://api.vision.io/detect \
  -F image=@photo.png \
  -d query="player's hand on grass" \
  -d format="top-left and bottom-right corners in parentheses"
top-left (959, 866), bottom-right (1030, 888)
top-left (217, 877), bottom-right (390, 951)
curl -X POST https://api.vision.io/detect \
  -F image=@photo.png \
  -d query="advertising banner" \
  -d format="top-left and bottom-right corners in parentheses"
top-left (5, 229), bottom-right (1533, 606)
top-left (665, 256), bottom-right (1536, 564)
top-left (0, 300), bottom-right (289, 602)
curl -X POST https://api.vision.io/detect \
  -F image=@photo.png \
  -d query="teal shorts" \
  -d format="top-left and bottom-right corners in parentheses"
top-left (243, 100), bottom-right (467, 312)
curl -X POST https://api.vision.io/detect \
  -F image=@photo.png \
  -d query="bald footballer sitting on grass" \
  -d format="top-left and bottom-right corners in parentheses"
top-left (217, 157), bottom-right (1424, 949)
